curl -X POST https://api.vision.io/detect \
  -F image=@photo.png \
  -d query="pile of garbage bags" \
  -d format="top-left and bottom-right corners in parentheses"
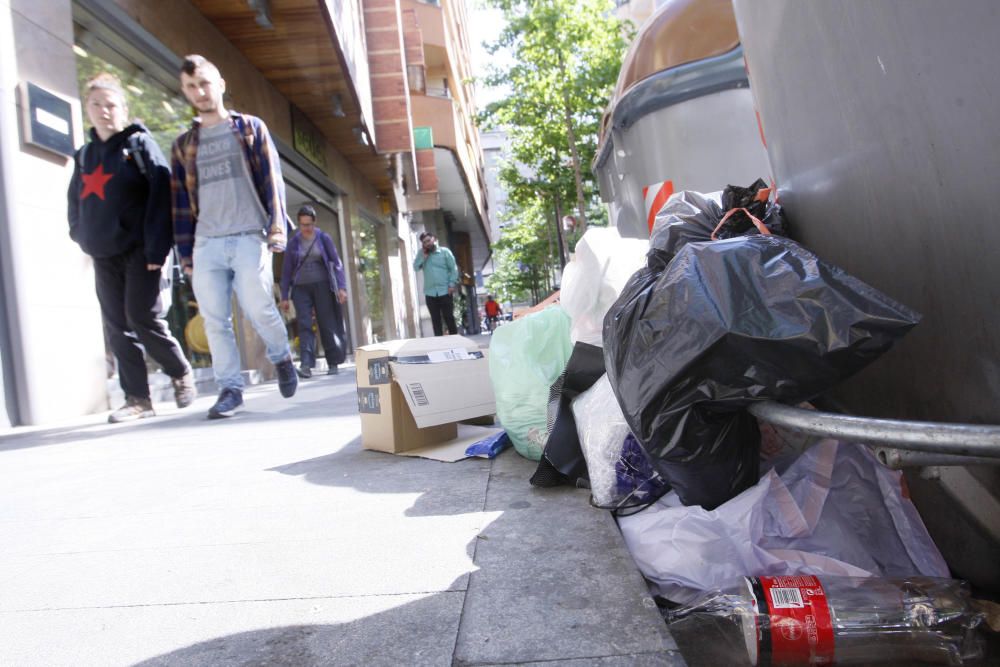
top-left (498, 182), bottom-right (920, 511)
top-left (485, 181), bottom-right (992, 663)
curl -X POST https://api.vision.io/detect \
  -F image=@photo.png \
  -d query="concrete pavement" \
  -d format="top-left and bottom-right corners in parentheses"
top-left (0, 364), bottom-right (682, 666)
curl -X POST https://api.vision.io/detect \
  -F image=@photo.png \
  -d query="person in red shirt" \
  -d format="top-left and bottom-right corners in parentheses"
top-left (483, 295), bottom-right (503, 333)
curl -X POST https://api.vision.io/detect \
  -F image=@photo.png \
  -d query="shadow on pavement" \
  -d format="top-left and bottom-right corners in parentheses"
top-left (131, 597), bottom-right (467, 667)
top-left (135, 436), bottom-right (489, 665)
top-left (268, 438), bottom-right (492, 519)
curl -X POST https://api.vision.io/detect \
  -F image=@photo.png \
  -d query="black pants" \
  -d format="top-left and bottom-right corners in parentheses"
top-left (93, 247), bottom-right (190, 399)
top-left (426, 294), bottom-right (457, 336)
top-left (292, 281), bottom-right (346, 368)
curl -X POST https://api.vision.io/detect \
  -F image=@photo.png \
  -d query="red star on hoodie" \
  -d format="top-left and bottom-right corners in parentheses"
top-left (80, 164), bottom-right (114, 200)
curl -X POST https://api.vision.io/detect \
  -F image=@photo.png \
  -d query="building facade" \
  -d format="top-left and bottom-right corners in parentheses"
top-left (365, 0), bottom-right (491, 336)
top-left (0, 0), bottom-right (488, 427)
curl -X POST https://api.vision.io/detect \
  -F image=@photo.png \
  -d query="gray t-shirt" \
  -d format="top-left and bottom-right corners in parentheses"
top-left (196, 122), bottom-right (268, 237)
top-left (296, 238), bottom-right (328, 285)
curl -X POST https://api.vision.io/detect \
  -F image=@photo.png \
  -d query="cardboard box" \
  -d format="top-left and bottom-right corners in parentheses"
top-left (356, 335), bottom-right (496, 454)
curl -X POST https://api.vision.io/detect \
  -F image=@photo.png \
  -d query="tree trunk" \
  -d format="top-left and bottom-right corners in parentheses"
top-left (560, 87), bottom-right (588, 234)
top-left (553, 191), bottom-right (567, 269)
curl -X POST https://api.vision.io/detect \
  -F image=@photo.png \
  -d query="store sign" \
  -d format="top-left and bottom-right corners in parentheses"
top-left (20, 82), bottom-right (75, 157)
top-left (291, 105), bottom-right (327, 172)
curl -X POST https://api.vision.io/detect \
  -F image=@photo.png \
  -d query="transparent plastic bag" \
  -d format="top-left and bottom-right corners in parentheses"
top-left (488, 306), bottom-right (573, 460)
top-left (571, 374), bottom-right (631, 506)
top-left (618, 441), bottom-right (949, 604)
top-left (665, 575), bottom-right (985, 666)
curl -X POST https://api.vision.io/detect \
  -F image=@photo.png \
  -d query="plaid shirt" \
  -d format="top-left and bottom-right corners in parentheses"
top-left (170, 112), bottom-right (289, 266)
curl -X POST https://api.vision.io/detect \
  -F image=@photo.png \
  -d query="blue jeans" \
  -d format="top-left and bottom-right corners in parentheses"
top-left (192, 233), bottom-right (291, 390)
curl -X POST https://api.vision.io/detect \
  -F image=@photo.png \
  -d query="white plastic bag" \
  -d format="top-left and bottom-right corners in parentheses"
top-left (560, 228), bottom-right (647, 347)
top-left (571, 374), bottom-right (631, 506)
top-left (618, 440), bottom-right (949, 603)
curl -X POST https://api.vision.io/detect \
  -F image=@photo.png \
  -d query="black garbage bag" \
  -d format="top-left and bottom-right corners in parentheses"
top-left (714, 178), bottom-right (787, 240)
top-left (604, 232), bottom-right (921, 510)
top-left (646, 181), bottom-right (786, 272)
top-left (647, 190), bottom-right (721, 264)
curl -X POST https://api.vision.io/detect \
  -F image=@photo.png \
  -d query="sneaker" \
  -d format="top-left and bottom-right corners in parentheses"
top-left (327, 365), bottom-right (339, 376)
top-left (296, 365), bottom-right (312, 379)
top-left (276, 358), bottom-right (298, 398)
top-left (109, 396), bottom-right (155, 423)
top-left (208, 388), bottom-right (244, 419)
top-left (172, 371), bottom-right (197, 408)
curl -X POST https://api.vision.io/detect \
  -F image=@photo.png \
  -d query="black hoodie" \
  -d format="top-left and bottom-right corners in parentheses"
top-left (67, 123), bottom-right (173, 265)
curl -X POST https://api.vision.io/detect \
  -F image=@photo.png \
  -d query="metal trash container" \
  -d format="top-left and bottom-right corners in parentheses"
top-left (594, 0), bottom-right (770, 239)
top-left (733, 0), bottom-right (1000, 593)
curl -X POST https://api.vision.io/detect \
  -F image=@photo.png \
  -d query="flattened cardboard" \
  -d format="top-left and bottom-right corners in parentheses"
top-left (397, 425), bottom-right (504, 462)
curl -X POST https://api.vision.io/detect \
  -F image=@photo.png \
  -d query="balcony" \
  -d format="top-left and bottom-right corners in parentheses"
top-left (410, 94), bottom-right (456, 149)
top-left (404, 0), bottom-right (445, 49)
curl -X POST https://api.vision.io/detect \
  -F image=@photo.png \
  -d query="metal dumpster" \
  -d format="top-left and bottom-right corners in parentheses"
top-left (594, 0), bottom-right (771, 239)
top-left (734, 0), bottom-right (1000, 592)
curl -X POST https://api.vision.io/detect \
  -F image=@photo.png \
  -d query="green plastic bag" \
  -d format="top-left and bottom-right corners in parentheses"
top-left (488, 306), bottom-right (573, 460)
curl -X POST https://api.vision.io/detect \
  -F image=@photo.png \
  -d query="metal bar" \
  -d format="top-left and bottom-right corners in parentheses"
top-left (873, 448), bottom-right (1000, 469)
top-left (748, 401), bottom-right (1000, 458)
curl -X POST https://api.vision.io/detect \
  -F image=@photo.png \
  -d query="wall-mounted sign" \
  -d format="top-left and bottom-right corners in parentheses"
top-left (291, 104), bottom-right (327, 172)
top-left (413, 126), bottom-right (433, 150)
top-left (20, 82), bottom-right (75, 157)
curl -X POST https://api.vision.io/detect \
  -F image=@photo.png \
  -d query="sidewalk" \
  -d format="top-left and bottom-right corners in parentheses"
top-left (0, 364), bottom-right (681, 665)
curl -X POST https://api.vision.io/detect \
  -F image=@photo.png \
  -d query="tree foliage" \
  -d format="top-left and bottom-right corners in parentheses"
top-left (486, 197), bottom-right (557, 305)
top-left (75, 54), bottom-right (192, 154)
top-left (480, 0), bottom-right (632, 245)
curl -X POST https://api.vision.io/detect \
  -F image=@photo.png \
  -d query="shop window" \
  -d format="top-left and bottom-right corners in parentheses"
top-left (73, 29), bottom-right (191, 156)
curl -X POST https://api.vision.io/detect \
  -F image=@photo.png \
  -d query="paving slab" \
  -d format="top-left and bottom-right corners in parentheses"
top-left (454, 450), bottom-right (683, 665)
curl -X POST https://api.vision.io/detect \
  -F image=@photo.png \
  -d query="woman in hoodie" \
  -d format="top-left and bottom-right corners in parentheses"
top-left (68, 73), bottom-right (195, 423)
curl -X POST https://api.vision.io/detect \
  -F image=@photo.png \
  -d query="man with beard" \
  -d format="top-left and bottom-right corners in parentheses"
top-left (170, 55), bottom-right (297, 419)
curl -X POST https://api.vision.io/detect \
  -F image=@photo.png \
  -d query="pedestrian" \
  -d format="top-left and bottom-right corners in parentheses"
top-left (483, 294), bottom-right (503, 333)
top-left (279, 205), bottom-right (348, 377)
top-left (170, 55), bottom-right (297, 419)
top-left (412, 231), bottom-right (459, 336)
top-left (68, 73), bottom-right (196, 423)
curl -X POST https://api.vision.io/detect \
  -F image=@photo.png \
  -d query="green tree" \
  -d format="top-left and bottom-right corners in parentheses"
top-left (486, 197), bottom-right (557, 305)
top-left (480, 0), bottom-right (632, 242)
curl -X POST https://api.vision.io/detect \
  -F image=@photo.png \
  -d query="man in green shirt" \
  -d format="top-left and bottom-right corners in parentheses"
top-left (413, 231), bottom-right (459, 336)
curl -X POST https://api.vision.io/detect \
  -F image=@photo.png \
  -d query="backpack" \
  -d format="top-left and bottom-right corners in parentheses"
top-left (76, 132), bottom-right (149, 179)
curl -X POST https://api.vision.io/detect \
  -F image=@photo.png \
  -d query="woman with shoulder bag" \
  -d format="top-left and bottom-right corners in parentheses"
top-left (279, 205), bottom-right (348, 377)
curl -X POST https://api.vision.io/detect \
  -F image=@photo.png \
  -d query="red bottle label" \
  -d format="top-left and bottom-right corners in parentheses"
top-left (749, 575), bottom-right (835, 666)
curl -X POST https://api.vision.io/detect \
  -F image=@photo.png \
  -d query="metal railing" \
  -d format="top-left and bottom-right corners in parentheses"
top-left (748, 401), bottom-right (1000, 467)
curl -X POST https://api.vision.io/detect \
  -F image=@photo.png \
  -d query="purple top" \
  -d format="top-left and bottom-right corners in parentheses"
top-left (279, 228), bottom-right (347, 300)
